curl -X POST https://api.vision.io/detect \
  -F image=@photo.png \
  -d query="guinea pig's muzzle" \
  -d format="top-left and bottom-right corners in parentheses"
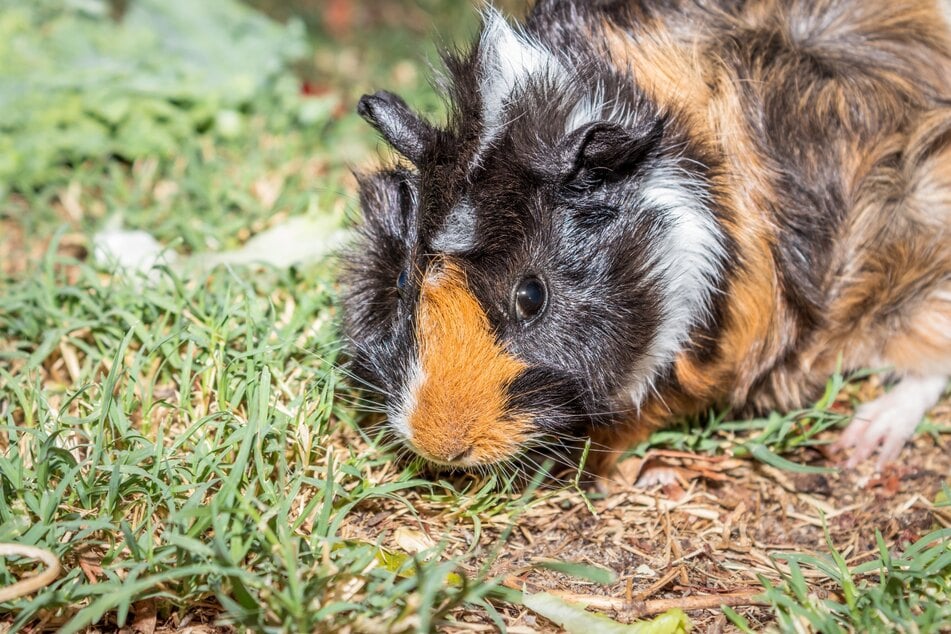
top-left (393, 261), bottom-right (594, 467)
top-left (395, 261), bottom-right (526, 466)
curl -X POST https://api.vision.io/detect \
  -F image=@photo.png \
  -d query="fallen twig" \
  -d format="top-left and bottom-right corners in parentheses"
top-left (0, 543), bottom-right (62, 603)
top-left (632, 567), bottom-right (682, 602)
top-left (633, 591), bottom-right (769, 618)
top-left (550, 588), bottom-right (768, 618)
top-left (504, 574), bottom-right (767, 619)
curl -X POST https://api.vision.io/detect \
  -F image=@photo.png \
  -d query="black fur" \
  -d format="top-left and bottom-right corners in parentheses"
top-left (341, 3), bottom-right (721, 453)
top-left (341, 0), bottom-right (951, 473)
top-left (341, 168), bottom-right (420, 401)
top-left (357, 91), bottom-right (437, 165)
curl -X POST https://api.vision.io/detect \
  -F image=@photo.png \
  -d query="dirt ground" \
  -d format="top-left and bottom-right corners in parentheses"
top-left (342, 393), bottom-right (951, 633)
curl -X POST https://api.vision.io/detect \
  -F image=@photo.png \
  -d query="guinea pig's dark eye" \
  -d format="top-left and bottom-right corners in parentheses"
top-left (396, 268), bottom-right (409, 291)
top-left (514, 276), bottom-right (547, 322)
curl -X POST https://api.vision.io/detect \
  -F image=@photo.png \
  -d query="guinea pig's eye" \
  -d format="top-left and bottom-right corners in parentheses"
top-left (396, 268), bottom-right (409, 292)
top-left (514, 276), bottom-right (547, 322)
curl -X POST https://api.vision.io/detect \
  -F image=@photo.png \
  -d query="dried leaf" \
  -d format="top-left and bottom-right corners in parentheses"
top-left (131, 598), bottom-right (157, 634)
top-left (392, 527), bottom-right (436, 557)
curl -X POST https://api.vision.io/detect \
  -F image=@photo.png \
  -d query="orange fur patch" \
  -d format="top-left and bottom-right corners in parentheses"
top-left (407, 261), bottom-right (527, 465)
top-left (600, 18), bottom-right (710, 128)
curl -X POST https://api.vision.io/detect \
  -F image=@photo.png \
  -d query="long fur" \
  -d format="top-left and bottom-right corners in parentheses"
top-left (343, 0), bottom-right (951, 472)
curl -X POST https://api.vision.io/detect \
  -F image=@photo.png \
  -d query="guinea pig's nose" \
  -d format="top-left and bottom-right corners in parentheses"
top-left (446, 446), bottom-right (474, 464)
top-left (411, 438), bottom-right (474, 465)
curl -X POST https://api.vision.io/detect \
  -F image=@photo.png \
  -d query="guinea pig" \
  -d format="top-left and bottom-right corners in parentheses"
top-left (341, 0), bottom-right (951, 475)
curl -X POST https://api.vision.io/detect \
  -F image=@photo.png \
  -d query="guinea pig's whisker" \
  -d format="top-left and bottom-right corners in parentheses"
top-left (517, 440), bottom-right (581, 468)
top-left (520, 451), bottom-right (573, 474)
top-left (335, 394), bottom-right (388, 412)
top-left (290, 342), bottom-right (400, 400)
top-left (335, 371), bottom-right (395, 400)
top-left (523, 433), bottom-right (614, 455)
top-left (520, 450), bottom-right (580, 474)
top-left (348, 404), bottom-right (388, 415)
top-left (361, 421), bottom-right (396, 440)
top-left (375, 440), bottom-right (406, 457)
top-left (492, 460), bottom-right (519, 485)
top-left (516, 454), bottom-right (574, 485)
top-left (534, 406), bottom-right (634, 421)
top-left (335, 401), bottom-right (389, 417)
top-left (350, 406), bottom-right (390, 416)
top-left (645, 381), bottom-right (673, 415)
top-left (334, 392), bottom-right (383, 407)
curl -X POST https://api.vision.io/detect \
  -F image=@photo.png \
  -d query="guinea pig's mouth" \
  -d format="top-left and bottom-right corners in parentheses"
top-left (400, 421), bottom-right (531, 469)
top-left (405, 442), bottom-right (490, 468)
top-left (402, 436), bottom-right (558, 475)
top-left (395, 368), bottom-right (600, 473)
top-left (401, 434), bottom-right (600, 486)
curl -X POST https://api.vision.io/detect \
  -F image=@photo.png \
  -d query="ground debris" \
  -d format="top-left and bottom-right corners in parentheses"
top-left (340, 405), bottom-right (950, 632)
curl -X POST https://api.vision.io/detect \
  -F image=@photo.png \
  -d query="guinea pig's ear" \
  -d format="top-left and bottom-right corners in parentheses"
top-left (357, 91), bottom-right (436, 165)
top-left (562, 119), bottom-right (664, 186)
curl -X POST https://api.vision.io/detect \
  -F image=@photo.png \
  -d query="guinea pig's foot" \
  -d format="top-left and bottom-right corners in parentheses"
top-left (835, 374), bottom-right (947, 470)
top-left (634, 465), bottom-right (681, 489)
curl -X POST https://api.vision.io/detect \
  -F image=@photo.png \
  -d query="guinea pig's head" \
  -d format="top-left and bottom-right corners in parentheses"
top-left (342, 10), bottom-right (723, 468)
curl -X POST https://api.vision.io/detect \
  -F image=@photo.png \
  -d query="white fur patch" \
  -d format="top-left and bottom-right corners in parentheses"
top-left (388, 357), bottom-right (425, 440)
top-left (476, 11), bottom-right (642, 154)
top-left (476, 9), bottom-right (565, 151)
top-left (627, 162), bottom-right (725, 405)
top-left (432, 200), bottom-right (478, 253)
top-left (565, 82), bottom-right (639, 133)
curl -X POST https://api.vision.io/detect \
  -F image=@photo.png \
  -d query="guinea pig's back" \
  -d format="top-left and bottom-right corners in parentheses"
top-left (572, 0), bottom-right (951, 408)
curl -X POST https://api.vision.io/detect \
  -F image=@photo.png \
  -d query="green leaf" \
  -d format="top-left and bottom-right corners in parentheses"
top-left (744, 443), bottom-right (834, 474)
top-left (721, 605), bottom-right (755, 633)
top-left (533, 559), bottom-right (617, 585)
top-left (523, 592), bottom-right (690, 634)
top-left (0, 0), bottom-right (307, 189)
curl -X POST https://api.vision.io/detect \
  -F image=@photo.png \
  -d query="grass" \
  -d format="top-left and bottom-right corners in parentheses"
top-left (1, 1), bottom-right (949, 632)
top-left (726, 527), bottom-right (951, 633)
top-left (631, 367), bottom-right (867, 475)
top-left (1, 233), bottom-right (536, 631)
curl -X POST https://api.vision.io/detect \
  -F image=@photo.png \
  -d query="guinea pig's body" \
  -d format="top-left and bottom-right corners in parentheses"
top-left (343, 0), bottom-right (951, 473)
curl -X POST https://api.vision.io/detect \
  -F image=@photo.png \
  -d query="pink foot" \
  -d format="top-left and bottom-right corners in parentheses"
top-left (835, 375), bottom-right (947, 470)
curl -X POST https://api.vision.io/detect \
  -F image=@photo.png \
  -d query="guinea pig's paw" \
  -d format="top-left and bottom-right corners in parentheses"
top-left (835, 375), bottom-right (948, 471)
top-left (633, 465), bottom-right (682, 489)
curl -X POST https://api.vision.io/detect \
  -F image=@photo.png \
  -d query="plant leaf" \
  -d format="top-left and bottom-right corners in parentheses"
top-left (533, 559), bottom-right (617, 585)
top-left (744, 443), bottom-right (834, 474)
top-left (524, 592), bottom-right (690, 634)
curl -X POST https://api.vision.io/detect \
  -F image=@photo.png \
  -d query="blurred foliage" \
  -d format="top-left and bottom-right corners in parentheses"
top-left (249, 0), bottom-right (524, 36)
top-left (251, 0), bottom-right (524, 120)
top-left (0, 0), bottom-right (314, 191)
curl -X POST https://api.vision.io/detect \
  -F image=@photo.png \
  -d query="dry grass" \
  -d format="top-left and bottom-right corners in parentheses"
top-left (335, 387), bottom-right (951, 632)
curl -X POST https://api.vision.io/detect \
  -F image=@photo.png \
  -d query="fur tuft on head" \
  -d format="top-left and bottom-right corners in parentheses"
top-left (475, 8), bottom-right (567, 148)
top-left (346, 1), bottom-right (732, 470)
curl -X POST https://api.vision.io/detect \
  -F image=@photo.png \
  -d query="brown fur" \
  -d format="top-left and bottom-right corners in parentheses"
top-left (356, 0), bottom-right (951, 472)
top-left (593, 0), bottom-right (951, 466)
top-left (409, 261), bottom-right (528, 464)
